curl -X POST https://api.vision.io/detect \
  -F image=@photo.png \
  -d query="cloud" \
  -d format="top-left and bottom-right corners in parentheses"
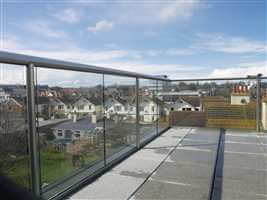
top-left (53, 8), bottom-right (81, 24)
top-left (159, 0), bottom-right (201, 22)
top-left (166, 48), bottom-right (196, 56)
top-left (147, 50), bottom-right (161, 57)
top-left (195, 33), bottom-right (266, 54)
top-left (209, 61), bottom-right (267, 78)
top-left (117, 0), bottom-right (203, 24)
top-left (24, 20), bottom-right (68, 38)
top-left (88, 20), bottom-right (114, 33)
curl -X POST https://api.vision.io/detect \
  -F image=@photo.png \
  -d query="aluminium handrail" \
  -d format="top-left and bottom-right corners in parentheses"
top-left (171, 76), bottom-right (267, 82)
top-left (0, 50), bottom-right (169, 81)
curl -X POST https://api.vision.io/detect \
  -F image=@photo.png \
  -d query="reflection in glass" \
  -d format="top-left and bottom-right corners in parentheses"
top-left (104, 75), bottom-right (136, 159)
top-left (35, 67), bottom-right (104, 191)
top-left (0, 64), bottom-right (30, 189)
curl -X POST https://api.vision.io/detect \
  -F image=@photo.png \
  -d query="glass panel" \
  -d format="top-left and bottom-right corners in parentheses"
top-left (0, 64), bottom-right (31, 189)
top-left (139, 79), bottom-right (157, 143)
top-left (169, 79), bottom-right (257, 130)
top-left (35, 67), bottom-right (104, 196)
top-left (103, 75), bottom-right (136, 160)
top-left (157, 80), bottom-right (170, 133)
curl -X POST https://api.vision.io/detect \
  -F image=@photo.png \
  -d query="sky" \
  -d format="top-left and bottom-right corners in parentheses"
top-left (0, 0), bottom-right (266, 85)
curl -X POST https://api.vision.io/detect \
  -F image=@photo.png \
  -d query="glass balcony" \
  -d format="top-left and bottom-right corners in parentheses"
top-left (0, 51), bottom-right (266, 200)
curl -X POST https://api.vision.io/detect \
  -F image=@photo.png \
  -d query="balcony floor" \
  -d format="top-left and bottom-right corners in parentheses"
top-left (70, 127), bottom-right (266, 200)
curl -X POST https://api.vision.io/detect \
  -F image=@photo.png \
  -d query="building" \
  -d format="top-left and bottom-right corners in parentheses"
top-left (231, 85), bottom-right (250, 105)
top-left (52, 117), bottom-right (115, 142)
top-left (105, 96), bottom-right (129, 116)
top-left (0, 88), bottom-right (10, 102)
top-left (70, 96), bottom-right (102, 116)
top-left (171, 96), bottom-right (201, 111)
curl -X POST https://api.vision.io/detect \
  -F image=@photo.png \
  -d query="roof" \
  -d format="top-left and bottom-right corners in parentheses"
top-left (59, 96), bottom-right (77, 105)
top-left (181, 96), bottom-right (201, 107)
top-left (73, 96), bottom-right (102, 106)
top-left (114, 96), bottom-right (127, 105)
top-left (53, 118), bottom-right (115, 131)
top-left (87, 96), bottom-right (102, 106)
top-left (36, 96), bottom-right (50, 104)
top-left (12, 97), bottom-right (25, 105)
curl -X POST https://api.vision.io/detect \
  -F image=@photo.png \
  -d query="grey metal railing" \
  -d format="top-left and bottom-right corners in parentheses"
top-left (0, 50), bottom-right (265, 199)
top-left (0, 50), bottom-right (170, 198)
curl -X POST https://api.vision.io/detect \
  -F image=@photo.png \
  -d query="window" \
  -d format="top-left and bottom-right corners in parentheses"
top-left (75, 130), bottom-right (80, 133)
top-left (140, 106), bottom-right (144, 111)
top-left (78, 105), bottom-right (84, 110)
top-left (182, 108), bottom-right (186, 111)
top-left (186, 108), bottom-right (191, 111)
top-left (67, 105), bottom-right (70, 109)
top-left (89, 105), bottom-right (92, 110)
top-left (75, 133), bottom-right (80, 138)
top-left (152, 116), bottom-right (154, 121)
top-left (65, 130), bottom-right (72, 138)
top-left (115, 106), bottom-right (121, 111)
top-left (151, 106), bottom-right (155, 112)
top-left (58, 105), bottom-right (64, 110)
top-left (72, 106), bottom-right (74, 109)
top-left (195, 108), bottom-right (199, 111)
top-left (57, 130), bottom-right (63, 137)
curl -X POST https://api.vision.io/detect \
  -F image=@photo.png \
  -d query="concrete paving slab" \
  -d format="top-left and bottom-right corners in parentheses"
top-left (151, 161), bottom-right (212, 187)
top-left (145, 135), bottom-right (182, 148)
top-left (181, 139), bottom-right (218, 151)
top-left (214, 177), bottom-right (266, 196)
top-left (133, 179), bottom-right (209, 200)
top-left (168, 148), bottom-right (216, 165)
top-left (225, 135), bottom-right (259, 144)
top-left (212, 187), bottom-right (267, 200)
top-left (130, 148), bottom-right (172, 163)
top-left (223, 150), bottom-right (266, 170)
top-left (111, 157), bottom-right (160, 179)
top-left (224, 142), bottom-right (265, 154)
top-left (71, 173), bottom-right (144, 200)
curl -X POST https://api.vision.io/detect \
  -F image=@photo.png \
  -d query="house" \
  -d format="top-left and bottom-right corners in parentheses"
top-left (231, 85), bottom-right (250, 105)
top-left (70, 96), bottom-right (103, 120)
top-left (36, 96), bottom-right (66, 119)
top-left (170, 96), bottom-right (201, 112)
top-left (0, 88), bottom-right (10, 102)
top-left (105, 96), bottom-right (128, 115)
top-left (138, 96), bottom-right (164, 123)
top-left (6, 97), bottom-right (24, 113)
top-left (52, 117), bottom-right (114, 142)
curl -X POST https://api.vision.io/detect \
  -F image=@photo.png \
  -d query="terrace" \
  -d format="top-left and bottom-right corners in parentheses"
top-left (0, 50), bottom-right (266, 200)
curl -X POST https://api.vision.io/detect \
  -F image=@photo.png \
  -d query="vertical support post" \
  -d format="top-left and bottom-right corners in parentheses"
top-left (102, 74), bottom-right (106, 166)
top-left (156, 80), bottom-right (159, 135)
top-left (26, 64), bottom-right (40, 196)
top-left (136, 78), bottom-right (140, 148)
top-left (256, 75), bottom-right (261, 132)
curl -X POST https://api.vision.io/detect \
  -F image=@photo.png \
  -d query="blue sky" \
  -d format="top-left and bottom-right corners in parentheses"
top-left (0, 0), bottom-right (266, 85)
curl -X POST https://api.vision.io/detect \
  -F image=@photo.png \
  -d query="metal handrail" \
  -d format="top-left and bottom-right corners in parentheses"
top-left (171, 76), bottom-right (267, 82)
top-left (0, 50), bottom-right (265, 82)
top-left (0, 50), bottom-right (169, 81)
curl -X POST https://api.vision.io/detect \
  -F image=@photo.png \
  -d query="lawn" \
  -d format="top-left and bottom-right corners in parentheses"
top-left (1, 150), bottom-right (102, 189)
